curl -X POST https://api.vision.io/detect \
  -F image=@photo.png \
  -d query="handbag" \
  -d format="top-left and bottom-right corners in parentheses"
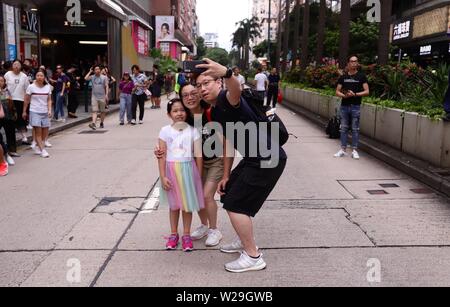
top-left (277, 91), bottom-right (283, 104)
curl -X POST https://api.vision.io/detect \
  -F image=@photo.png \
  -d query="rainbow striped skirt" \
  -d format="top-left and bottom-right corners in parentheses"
top-left (160, 161), bottom-right (205, 213)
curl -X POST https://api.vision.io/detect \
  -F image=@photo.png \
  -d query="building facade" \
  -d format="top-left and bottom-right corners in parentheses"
top-left (390, 0), bottom-right (450, 66)
top-left (204, 32), bottom-right (218, 48)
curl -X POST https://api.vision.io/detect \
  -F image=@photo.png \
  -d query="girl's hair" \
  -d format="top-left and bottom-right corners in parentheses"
top-left (122, 73), bottom-right (131, 81)
top-left (0, 75), bottom-right (7, 89)
top-left (179, 83), bottom-right (209, 110)
top-left (167, 98), bottom-right (190, 115)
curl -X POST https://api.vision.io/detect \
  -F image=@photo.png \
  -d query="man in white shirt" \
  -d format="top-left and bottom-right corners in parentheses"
top-left (233, 66), bottom-right (246, 90)
top-left (254, 67), bottom-right (268, 104)
top-left (5, 61), bottom-right (31, 147)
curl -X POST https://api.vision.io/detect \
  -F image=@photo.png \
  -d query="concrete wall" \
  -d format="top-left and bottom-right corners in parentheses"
top-left (282, 86), bottom-right (450, 168)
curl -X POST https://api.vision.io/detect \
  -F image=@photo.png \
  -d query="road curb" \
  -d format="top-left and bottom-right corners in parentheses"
top-left (281, 100), bottom-right (450, 198)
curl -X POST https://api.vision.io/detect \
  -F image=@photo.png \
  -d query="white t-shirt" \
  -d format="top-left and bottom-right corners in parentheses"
top-left (26, 83), bottom-right (52, 114)
top-left (254, 73), bottom-right (268, 91)
top-left (237, 74), bottom-right (246, 88)
top-left (159, 125), bottom-right (201, 163)
top-left (4, 71), bottom-right (30, 102)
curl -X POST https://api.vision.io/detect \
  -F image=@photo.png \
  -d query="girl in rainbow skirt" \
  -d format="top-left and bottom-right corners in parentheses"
top-left (158, 98), bottom-right (205, 252)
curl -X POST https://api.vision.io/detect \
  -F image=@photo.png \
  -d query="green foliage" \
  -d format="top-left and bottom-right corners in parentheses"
top-left (252, 40), bottom-right (277, 65)
top-left (349, 15), bottom-right (379, 64)
top-left (158, 56), bottom-right (178, 75)
top-left (196, 37), bottom-right (207, 59)
top-left (205, 48), bottom-right (229, 66)
top-left (150, 48), bottom-right (163, 59)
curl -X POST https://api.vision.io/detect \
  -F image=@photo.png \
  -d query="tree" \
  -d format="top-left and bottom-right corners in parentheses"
top-left (378, 0), bottom-right (392, 65)
top-left (315, 0), bottom-right (326, 63)
top-left (232, 17), bottom-right (262, 69)
top-left (339, 0), bottom-right (351, 69)
top-left (196, 36), bottom-right (207, 58)
top-left (253, 40), bottom-right (277, 65)
top-left (205, 48), bottom-right (229, 66)
top-left (300, 0), bottom-right (310, 69)
top-left (232, 27), bottom-right (246, 68)
top-left (349, 15), bottom-right (379, 64)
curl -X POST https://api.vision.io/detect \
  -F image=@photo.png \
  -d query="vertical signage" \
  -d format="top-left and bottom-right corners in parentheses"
top-left (5, 4), bottom-right (17, 61)
top-left (132, 21), bottom-right (149, 56)
top-left (392, 20), bottom-right (411, 41)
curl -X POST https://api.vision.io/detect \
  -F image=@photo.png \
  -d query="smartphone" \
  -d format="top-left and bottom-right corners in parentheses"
top-left (183, 60), bottom-right (208, 74)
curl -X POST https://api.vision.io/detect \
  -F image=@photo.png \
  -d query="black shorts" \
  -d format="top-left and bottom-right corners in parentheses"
top-left (221, 159), bottom-right (287, 217)
top-left (151, 85), bottom-right (161, 98)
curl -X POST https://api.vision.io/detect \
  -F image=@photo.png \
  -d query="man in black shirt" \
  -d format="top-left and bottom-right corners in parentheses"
top-left (195, 59), bottom-right (287, 273)
top-left (335, 56), bottom-right (369, 160)
top-left (267, 68), bottom-right (281, 108)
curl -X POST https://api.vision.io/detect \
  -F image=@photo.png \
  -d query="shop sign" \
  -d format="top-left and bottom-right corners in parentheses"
top-left (160, 42), bottom-right (170, 57)
top-left (420, 45), bottom-right (432, 56)
top-left (393, 20), bottom-right (411, 41)
top-left (65, 0), bottom-right (85, 27)
top-left (132, 21), bottom-right (149, 56)
top-left (21, 10), bottom-right (38, 33)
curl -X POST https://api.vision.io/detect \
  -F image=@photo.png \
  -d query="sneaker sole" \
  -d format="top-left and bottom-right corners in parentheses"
top-left (166, 246), bottom-right (178, 251)
top-left (192, 233), bottom-right (208, 241)
top-left (183, 248), bottom-right (194, 252)
top-left (225, 262), bottom-right (267, 273)
top-left (205, 237), bottom-right (223, 247)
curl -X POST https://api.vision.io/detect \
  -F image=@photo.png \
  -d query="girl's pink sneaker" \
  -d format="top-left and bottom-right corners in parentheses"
top-left (166, 234), bottom-right (179, 250)
top-left (182, 235), bottom-right (194, 252)
top-left (0, 162), bottom-right (8, 177)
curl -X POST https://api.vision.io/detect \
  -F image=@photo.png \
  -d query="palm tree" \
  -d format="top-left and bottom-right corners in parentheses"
top-left (315, 0), bottom-right (327, 64)
top-left (339, 0), bottom-right (351, 69)
top-left (378, 0), bottom-right (392, 65)
top-left (232, 27), bottom-right (246, 68)
top-left (233, 17), bottom-right (261, 69)
top-left (293, 0), bottom-right (300, 65)
top-left (282, 0), bottom-right (291, 73)
top-left (300, 0), bottom-right (310, 69)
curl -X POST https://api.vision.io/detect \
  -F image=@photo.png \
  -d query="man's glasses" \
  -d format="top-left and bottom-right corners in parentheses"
top-left (195, 79), bottom-right (216, 89)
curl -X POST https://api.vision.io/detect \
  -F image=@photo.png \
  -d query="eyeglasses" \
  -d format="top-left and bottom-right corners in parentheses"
top-left (195, 79), bottom-right (216, 89)
top-left (182, 91), bottom-right (199, 99)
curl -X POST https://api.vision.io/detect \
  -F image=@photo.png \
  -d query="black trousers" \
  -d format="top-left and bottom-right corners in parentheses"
top-left (68, 93), bottom-right (79, 114)
top-left (132, 94), bottom-right (146, 121)
top-left (13, 100), bottom-right (27, 130)
top-left (0, 119), bottom-right (17, 153)
top-left (267, 86), bottom-right (279, 108)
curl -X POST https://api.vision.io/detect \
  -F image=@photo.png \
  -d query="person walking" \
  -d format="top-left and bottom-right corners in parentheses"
top-left (66, 66), bottom-right (80, 119)
top-left (119, 72), bottom-right (134, 125)
top-left (51, 65), bottom-right (69, 123)
top-left (267, 68), bottom-right (281, 108)
top-left (0, 75), bottom-right (18, 165)
top-left (4, 60), bottom-right (30, 146)
top-left (158, 99), bottom-right (205, 252)
top-left (131, 65), bottom-right (148, 124)
top-left (85, 66), bottom-right (109, 130)
top-left (22, 71), bottom-right (53, 158)
top-left (334, 56), bottom-right (370, 160)
top-left (254, 67), bottom-right (268, 105)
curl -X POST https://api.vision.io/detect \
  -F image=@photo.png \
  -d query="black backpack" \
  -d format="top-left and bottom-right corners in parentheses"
top-left (326, 116), bottom-right (341, 139)
top-left (241, 88), bottom-right (290, 146)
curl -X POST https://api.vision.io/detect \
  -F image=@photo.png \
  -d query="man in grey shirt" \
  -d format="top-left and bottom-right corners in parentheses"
top-left (85, 66), bottom-right (109, 129)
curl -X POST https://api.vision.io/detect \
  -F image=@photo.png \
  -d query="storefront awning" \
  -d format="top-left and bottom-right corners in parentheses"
top-left (128, 16), bottom-right (153, 31)
top-left (96, 0), bottom-right (127, 22)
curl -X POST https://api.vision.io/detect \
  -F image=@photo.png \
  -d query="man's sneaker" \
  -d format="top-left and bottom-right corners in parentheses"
top-left (45, 141), bottom-right (52, 148)
top-left (89, 123), bottom-right (96, 130)
top-left (220, 238), bottom-right (244, 254)
top-left (182, 235), bottom-right (194, 252)
top-left (21, 137), bottom-right (31, 145)
top-left (100, 123), bottom-right (104, 129)
top-left (139, 120), bottom-right (143, 125)
top-left (205, 229), bottom-right (223, 247)
top-left (5, 155), bottom-right (15, 166)
top-left (191, 225), bottom-right (209, 240)
top-left (120, 122), bottom-right (125, 126)
top-left (352, 150), bottom-right (360, 160)
top-left (33, 147), bottom-right (42, 155)
top-left (334, 149), bottom-right (347, 158)
top-left (131, 119), bottom-right (137, 125)
top-left (0, 162), bottom-right (8, 176)
top-left (225, 251), bottom-right (267, 273)
top-left (166, 234), bottom-right (179, 250)
top-left (41, 150), bottom-right (50, 158)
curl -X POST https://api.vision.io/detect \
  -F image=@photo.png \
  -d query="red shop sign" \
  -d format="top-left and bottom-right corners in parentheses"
top-left (132, 21), bottom-right (149, 56)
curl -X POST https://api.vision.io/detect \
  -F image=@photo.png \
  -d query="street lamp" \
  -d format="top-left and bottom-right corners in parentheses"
top-left (268, 0), bottom-right (271, 65)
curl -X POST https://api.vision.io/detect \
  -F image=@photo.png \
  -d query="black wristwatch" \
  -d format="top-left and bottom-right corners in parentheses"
top-left (223, 68), bottom-right (233, 79)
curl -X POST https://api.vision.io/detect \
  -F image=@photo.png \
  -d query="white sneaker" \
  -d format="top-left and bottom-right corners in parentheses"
top-left (21, 137), bottom-right (29, 144)
top-left (191, 225), bottom-right (209, 241)
top-left (41, 150), bottom-right (50, 158)
top-left (45, 141), bottom-right (52, 148)
top-left (30, 141), bottom-right (37, 150)
top-left (352, 150), bottom-right (360, 160)
top-left (205, 229), bottom-right (223, 247)
top-left (33, 147), bottom-right (42, 155)
top-left (334, 149), bottom-right (347, 158)
top-left (225, 251), bottom-right (267, 273)
top-left (139, 120), bottom-right (144, 125)
top-left (27, 125), bottom-right (33, 130)
top-left (5, 154), bottom-right (15, 166)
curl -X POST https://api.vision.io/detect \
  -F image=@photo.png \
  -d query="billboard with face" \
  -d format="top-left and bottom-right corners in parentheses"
top-left (156, 16), bottom-right (175, 45)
